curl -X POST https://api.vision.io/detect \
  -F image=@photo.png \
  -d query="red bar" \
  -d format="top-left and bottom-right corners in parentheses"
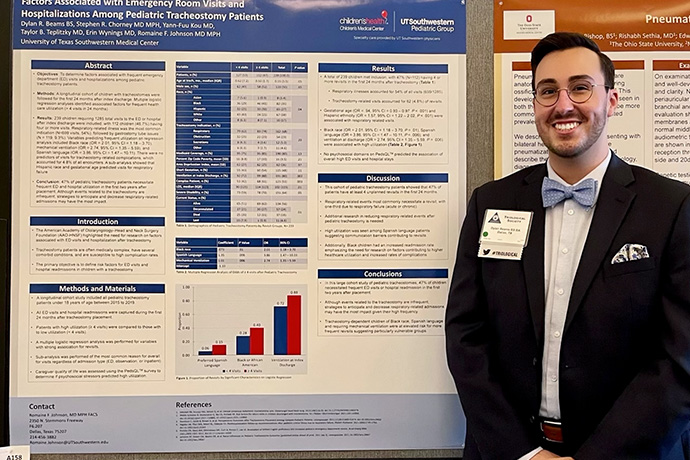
top-left (287, 295), bottom-right (301, 355)
top-left (212, 344), bottom-right (226, 355)
top-left (249, 327), bottom-right (264, 355)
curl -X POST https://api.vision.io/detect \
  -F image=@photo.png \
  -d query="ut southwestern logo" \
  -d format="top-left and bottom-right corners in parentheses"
top-left (339, 10), bottom-right (389, 31)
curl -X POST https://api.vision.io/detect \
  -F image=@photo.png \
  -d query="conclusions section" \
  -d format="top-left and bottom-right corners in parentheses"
top-left (318, 269), bottom-right (447, 336)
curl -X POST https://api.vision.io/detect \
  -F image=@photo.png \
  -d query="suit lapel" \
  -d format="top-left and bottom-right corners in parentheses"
top-left (518, 166), bottom-right (547, 345)
top-left (564, 155), bottom-right (636, 332)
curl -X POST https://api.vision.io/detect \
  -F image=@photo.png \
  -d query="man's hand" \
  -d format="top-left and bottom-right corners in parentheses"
top-left (529, 450), bottom-right (575, 460)
top-left (530, 451), bottom-right (560, 459)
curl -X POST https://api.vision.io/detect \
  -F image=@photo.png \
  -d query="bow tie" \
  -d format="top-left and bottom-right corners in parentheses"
top-left (541, 177), bottom-right (597, 208)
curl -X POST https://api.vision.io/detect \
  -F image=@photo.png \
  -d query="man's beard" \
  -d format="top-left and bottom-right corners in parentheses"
top-left (537, 110), bottom-right (607, 159)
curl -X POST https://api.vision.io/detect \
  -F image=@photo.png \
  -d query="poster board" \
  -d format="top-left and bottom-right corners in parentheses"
top-left (495, 0), bottom-right (690, 184)
top-left (10, 0), bottom-right (467, 454)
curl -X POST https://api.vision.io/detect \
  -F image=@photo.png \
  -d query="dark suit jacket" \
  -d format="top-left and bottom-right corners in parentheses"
top-left (445, 155), bottom-right (690, 460)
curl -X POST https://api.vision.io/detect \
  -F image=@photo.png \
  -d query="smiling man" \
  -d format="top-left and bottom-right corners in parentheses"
top-left (445, 32), bottom-right (690, 459)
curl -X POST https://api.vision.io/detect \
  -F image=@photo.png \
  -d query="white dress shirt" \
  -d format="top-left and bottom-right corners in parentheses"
top-left (517, 152), bottom-right (611, 460)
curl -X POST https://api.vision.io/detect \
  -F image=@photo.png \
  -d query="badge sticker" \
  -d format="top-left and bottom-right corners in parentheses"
top-left (478, 209), bottom-right (533, 260)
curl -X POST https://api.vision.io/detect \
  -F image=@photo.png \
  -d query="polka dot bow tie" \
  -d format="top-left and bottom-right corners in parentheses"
top-left (541, 177), bottom-right (597, 208)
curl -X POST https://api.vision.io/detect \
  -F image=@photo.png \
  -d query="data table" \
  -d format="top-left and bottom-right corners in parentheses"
top-left (176, 237), bottom-right (308, 270)
top-left (176, 62), bottom-right (308, 223)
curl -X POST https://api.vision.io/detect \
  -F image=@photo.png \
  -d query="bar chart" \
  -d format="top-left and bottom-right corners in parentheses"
top-left (176, 284), bottom-right (307, 376)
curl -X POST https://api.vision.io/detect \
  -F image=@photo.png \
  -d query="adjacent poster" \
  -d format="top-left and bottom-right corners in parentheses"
top-left (495, 0), bottom-right (690, 184)
top-left (10, 0), bottom-right (467, 453)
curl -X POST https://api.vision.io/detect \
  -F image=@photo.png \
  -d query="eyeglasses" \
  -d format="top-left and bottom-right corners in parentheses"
top-left (533, 81), bottom-right (610, 107)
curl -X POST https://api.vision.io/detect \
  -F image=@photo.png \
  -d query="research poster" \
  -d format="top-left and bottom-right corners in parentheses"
top-left (10, 0), bottom-right (467, 453)
top-left (495, 0), bottom-right (690, 184)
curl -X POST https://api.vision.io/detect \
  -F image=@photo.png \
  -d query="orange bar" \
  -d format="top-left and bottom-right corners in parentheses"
top-left (612, 60), bottom-right (645, 70)
top-left (512, 62), bottom-right (532, 71)
top-left (495, 0), bottom-right (690, 53)
top-left (511, 60), bottom-right (642, 73)
top-left (653, 60), bottom-right (690, 71)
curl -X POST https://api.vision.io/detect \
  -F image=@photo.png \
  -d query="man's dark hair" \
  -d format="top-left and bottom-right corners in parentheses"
top-left (531, 32), bottom-right (615, 91)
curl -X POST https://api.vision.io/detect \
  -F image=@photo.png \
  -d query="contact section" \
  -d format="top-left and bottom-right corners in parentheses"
top-left (11, 394), bottom-right (463, 452)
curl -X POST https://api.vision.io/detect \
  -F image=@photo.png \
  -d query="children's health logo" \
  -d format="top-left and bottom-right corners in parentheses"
top-left (339, 10), bottom-right (389, 26)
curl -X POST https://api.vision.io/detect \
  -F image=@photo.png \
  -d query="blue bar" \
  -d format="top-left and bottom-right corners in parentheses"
top-left (176, 100), bottom-right (230, 107)
top-left (30, 217), bottom-right (164, 226)
top-left (263, 238), bottom-right (280, 248)
top-left (176, 263), bottom-right (220, 269)
top-left (236, 336), bottom-right (250, 355)
top-left (318, 173), bottom-right (449, 183)
top-left (274, 306), bottom-right (287, 355)
top-left (238, 238), bottom-right (262, 248)
top-left (177, 62), bottom-right (232, 72)
top-left (176, 238), bottom-right (218, 246)
top-left (318, 63), bottom-right (448, 73)
top-left (198, 350), bottom-right (213, 356)
top-left (279, 238), bottom-right (308, 248)
top-left (176, 255), bottom-right (218, 263)
top-left (176, 217), bottom-right (231, 223)
top-left (317, 269), bottom-right (449, 279)
top-left (29, 284), bottom-right (165, 294)
top-left (31, 60), bottom-right (165, 71)
top-left (176, 179), bottom-right (231, 185)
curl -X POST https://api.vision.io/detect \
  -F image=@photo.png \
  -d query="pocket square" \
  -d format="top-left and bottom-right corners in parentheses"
top-left (611, 243), bottom-right (649, 264)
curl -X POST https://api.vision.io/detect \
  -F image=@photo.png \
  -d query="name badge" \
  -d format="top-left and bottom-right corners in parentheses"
top-left (478, 209), bottom-right (533, 260)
